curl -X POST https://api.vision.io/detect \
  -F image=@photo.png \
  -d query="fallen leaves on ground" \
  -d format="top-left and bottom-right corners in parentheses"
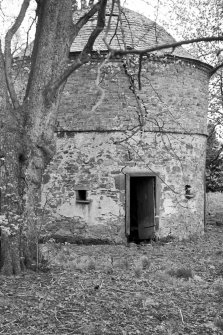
top-left (0, 225), bottom-right (223, 334)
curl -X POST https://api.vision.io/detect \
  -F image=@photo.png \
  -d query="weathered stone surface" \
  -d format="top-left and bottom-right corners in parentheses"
top-left (56, 59), bottom-right (209, 136)
top-left (12, 6), bottom-right (210, 243)
top-left (38, 13), bottom-right (210, 243)
top-left (42, 129), bottom-right (207, 241)
top-left (114, 175), bottom-right (125, 190)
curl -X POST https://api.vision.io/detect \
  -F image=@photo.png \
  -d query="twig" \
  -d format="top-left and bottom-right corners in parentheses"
top-left (99, 279), bottom-right (104, 289)
top-left (54, 307), bottom-right (62, 323)
top-left (104, 286), bottom-right (137, 294)
top-left (178, 307), bottom-right (184, 324)
top-left (4, 0), bottom-right (30, 109)
top-left (80, 282), bottom-right (85, 290)
top-left (91, 54), bottom-right (110, 113)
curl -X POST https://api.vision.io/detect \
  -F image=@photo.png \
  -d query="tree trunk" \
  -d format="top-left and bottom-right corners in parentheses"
top-left (0, 33), bottom-right (25, 274)
top-left (0, 0), bottom-right (104, 275)
top-left (0, 0), bottom-right (75, 275)
top-left (0, 103), bottom-right (27, 275)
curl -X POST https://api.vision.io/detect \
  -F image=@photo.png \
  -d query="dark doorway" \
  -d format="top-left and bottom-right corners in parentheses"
top-left (128, 176), bottom-right (156, 242)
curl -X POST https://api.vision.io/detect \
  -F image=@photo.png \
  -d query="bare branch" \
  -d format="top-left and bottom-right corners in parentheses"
top-left (82, 0), bottom-right (107, 54)
top-left (44, 0), bottom-right (108, 105)
top-left (43, 54), bottom-right (90, 107)
top-left (210, 62), bottom-right (223, 76)
top-left (4, 0), bottom-right (31, 109)
top-left (106, 34), bottom-right (223, 61)
top-left (13, 14), bottom-right (37, 84)
top-left (0, 40), bottom-right (8, 109)
top-left (71, 0), bottom-right (101, 41)
top-left (18, 13), bottom-right (36, 58)
top-left (138, 55), bottom-right (142, 90)
top-left (89, 53), bottom-right (109, 113)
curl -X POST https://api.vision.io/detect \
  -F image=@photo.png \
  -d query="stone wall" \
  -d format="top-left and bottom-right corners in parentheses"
top-left (57, 56), bottom-right (209, 135)
top-left (36, 55), bottom-right (210, 243)
top-left (41, 131), bottom-right (206, 242)
top-left (12, 40), bottom-right (210, 242)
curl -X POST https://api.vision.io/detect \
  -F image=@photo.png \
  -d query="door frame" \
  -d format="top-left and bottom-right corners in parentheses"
top-left (125, 172), bottom-right (160, 238)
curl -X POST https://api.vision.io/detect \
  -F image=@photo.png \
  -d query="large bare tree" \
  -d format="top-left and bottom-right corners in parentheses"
top-left (0, 0), bottom-right (110, 275)
top-left (1, 0), bottom-right (223, 275)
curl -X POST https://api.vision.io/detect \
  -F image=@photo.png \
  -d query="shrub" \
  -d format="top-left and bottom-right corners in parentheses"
top-left (122, 258), bottom-right (130, 270)
top-left (140, 256), bottom-right (151, 269)
top-left (87, 258), bottom-right (96, 270)
top-left (214, 317), bottom-right (223, 330)
top-left (213, 279), bottom-right (223, 297)
top-left (134, 263), bottom-right (142, 278)
top-left (167, 267), bottom-right (193, 280)
top-left (104, 264), bottom-right (113, 274)
top-left (160, 235), bottom-right (175, 243)
top-left (215, 263), bottom-right (223, 276)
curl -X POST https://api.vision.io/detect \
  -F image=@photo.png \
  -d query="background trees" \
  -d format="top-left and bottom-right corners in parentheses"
top-left (156, 0), bottom-right (223, 192)
top-left (206, 122), bottom-right (223, 192)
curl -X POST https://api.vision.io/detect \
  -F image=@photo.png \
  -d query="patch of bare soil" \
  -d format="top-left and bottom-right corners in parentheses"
top-left (0, 225), bottom-right (223, 334)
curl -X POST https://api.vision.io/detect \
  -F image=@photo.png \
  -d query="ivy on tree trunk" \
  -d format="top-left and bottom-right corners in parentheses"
top-left (0, 0), bottom-right (107, 275)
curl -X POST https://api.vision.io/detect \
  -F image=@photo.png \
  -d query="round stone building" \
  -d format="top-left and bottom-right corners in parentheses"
top-left (41, 2), bottom-right (211, 243)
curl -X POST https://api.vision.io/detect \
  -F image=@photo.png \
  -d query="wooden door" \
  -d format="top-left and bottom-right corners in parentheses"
top-left (136, 177), bottom-right (155, 240)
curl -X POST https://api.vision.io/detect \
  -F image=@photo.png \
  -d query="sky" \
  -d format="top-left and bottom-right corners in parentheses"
top-left (0, 0), bottom-right (164, 30)
top-left (1, 0), bottom-right (154, 17)
top-left (126, 0), bottom-right (165, 19)
top-left (0, 0), bottom-right (166, 49)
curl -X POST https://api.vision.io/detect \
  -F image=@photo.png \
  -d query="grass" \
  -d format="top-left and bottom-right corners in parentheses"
top-left (1, 225), bottom-right (223, 334)
top-left (206, 192), bottom-right (223, 214)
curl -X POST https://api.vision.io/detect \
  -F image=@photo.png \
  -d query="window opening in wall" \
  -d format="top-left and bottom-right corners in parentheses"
top-left (76, 189), bottom-right (90, 204)
top-left (185, 184), bottom-right (194, 199)
top-left (185, 185), bottom-right (191, 195)
top-left (77, 190), bottom-right (87, 201)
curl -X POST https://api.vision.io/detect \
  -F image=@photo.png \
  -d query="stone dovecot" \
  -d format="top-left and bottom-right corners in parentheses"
top-left (41, 1), bottom-right (212, 243)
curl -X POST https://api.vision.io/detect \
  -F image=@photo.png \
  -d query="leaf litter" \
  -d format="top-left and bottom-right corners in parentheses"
top-left (0, 225), bottom-right (223, 334)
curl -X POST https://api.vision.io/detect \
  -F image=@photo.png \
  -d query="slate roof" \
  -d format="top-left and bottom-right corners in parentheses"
top-left (17, 2), bottom-right (197, 62)
top-left (71, 3), bottom-right (197, 60)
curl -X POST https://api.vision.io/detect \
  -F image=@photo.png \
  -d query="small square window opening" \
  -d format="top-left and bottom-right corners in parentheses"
top-left (77, 190), bottom-right (87, 201)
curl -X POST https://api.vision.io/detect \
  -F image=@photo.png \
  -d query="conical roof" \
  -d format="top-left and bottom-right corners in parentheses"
top-left (71, 1), bottom-right (196, 60)
top-left (17, 1), bottom-right (197, 61)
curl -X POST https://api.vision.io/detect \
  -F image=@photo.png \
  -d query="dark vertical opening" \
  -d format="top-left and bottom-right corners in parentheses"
top-left (185, 184), bottom-right (191, 195)
top-left (129, 176), bottom-right (156, 242)
top-left (130, 178), bottom-right (138, 241)
top-left (77, 190), bottom-right (87, 201)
